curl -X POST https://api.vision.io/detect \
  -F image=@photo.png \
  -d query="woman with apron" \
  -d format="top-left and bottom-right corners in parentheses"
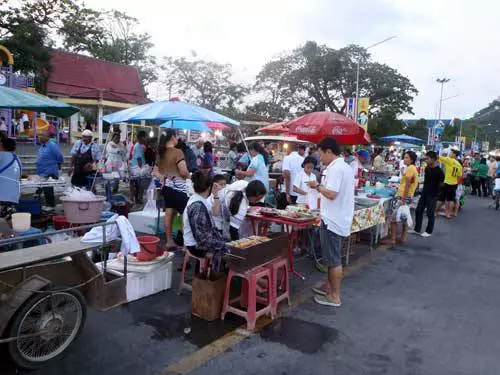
top-left (70, 130), bottom-right (100, 188)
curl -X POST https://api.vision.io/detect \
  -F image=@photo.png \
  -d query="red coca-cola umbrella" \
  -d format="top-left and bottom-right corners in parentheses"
top-left (256, 121), bottom-right (289, 135)
top-left (287, 111), bottom-right (371, 145)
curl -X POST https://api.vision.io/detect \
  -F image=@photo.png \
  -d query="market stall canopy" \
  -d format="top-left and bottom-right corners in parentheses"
top-left (160, 120), bottom-right (212, 132)
top-left (287, 111), bottom-right (370, 145)
top-left (102, 98), bottom-right (240, 126)
top-left (0, 86), bottom-right (80, 117)
top-left (379, 134), bottom-right (424, 145)
top-left (256, 122), bottom-right (289, 135)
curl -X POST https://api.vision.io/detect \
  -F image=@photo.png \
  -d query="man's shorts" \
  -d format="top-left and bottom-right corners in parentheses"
top-left (438, 184), bottom-right (458, 202)
top-left (319, 220), bottom-right (344, 268)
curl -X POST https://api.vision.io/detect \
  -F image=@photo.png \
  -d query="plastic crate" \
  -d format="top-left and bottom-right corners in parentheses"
top-left (98, 261), bottom-right (172, 302)
top-left (17, 199), bottom-right (41, 215)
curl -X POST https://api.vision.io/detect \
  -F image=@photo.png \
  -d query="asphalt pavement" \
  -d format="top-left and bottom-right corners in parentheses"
top-left (2, 196), bottom-right (500, 375)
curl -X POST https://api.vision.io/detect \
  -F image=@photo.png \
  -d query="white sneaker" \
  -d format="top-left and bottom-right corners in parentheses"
top-left (407, 229), bottom-right (416, 234)
top-left (420, 232), bottom-right (432, 238)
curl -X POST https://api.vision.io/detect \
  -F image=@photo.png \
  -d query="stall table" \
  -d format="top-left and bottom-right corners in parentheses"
top-left (246, 212), bottom-right (319, 280)
top-left (20, 180), bottom-right (67, 191)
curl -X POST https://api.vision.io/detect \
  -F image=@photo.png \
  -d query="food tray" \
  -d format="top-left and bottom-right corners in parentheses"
top-left (226, 232), bottom-right (288, 273)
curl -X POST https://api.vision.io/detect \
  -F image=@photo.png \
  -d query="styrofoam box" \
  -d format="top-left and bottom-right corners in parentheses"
top-left (97, 261), bottom-right (172, 303)
top-left (128, 210), bottom-right (164, 234)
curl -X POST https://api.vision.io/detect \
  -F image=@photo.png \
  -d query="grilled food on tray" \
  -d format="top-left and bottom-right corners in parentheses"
top-left (227, 236), bottom-right (271, 249)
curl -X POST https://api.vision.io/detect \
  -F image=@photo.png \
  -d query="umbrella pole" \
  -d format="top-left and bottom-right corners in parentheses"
top-left (237, 127), bottom-right (250, 154)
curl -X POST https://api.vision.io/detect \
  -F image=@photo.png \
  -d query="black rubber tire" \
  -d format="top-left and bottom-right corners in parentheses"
top-left (8, 289), bottom-right (87, 370)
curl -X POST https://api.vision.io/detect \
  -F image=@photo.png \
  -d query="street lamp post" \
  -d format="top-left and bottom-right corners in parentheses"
top-left (354, 35), bottom-right (397, 123)
top-left (436, 78), bottom-right (450, 125)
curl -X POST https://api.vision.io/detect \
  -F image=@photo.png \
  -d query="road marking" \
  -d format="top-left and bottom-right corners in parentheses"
top-left (159, 248), bottom-right (388, 375)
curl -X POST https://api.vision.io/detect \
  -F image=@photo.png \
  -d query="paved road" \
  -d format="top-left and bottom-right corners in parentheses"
top-left (2, 197), bottom-right (499, 374)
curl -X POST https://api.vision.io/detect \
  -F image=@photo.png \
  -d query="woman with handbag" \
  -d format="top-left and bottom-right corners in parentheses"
top-left (70, 130), bottom-right (100, 188)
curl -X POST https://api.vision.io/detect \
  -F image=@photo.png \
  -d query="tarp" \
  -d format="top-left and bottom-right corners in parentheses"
top-left (0, 86), bottom-right (79, 117)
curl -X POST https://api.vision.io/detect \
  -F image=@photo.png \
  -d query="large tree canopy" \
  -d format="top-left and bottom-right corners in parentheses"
top-left (160, 54), bottom-right (248, 111)
top-left (0, 0), bottom-right (156, 89)
top-left (251, 41), bottom-right (418, 119)
top-left (62, 10), bottom-right (157, 86)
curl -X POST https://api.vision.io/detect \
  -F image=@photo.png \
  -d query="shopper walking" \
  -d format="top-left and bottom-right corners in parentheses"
top-left (414, 151), bottom-right (444, 237)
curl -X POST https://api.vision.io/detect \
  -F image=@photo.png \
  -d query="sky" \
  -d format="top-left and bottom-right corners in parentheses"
top-left (86, 0), bottom-right (500, 120)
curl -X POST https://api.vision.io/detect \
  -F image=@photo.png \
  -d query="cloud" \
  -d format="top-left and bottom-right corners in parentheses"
top-left (85, 0), bottom-right (500, 119)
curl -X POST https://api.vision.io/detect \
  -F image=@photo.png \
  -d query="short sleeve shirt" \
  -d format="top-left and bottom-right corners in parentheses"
top-left (130, 143), bottom-right (145, 168)
top-left (247, 154), bottom-right (269, 192)
top-left (320, 158), bottom-right (355, 237)
top-left (397, 164), bottom-right (419, 197)
top-left (282, 151), bottom-right (305, 196)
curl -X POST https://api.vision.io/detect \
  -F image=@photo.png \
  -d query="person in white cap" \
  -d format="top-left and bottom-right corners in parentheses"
top-left (70, 129), bottom-right (100, 187)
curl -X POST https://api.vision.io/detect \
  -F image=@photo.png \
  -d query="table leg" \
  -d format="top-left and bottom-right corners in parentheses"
top-left (286, 225), bottom-right (305, 280)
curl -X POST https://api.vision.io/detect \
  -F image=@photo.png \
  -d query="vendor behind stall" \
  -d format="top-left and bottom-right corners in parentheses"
top-left (70, 129), bottom-right (100, 188)
top-left (0, 136), bottom-right (21, 218)
top-left (183, 171), bottom-right (230, 266)
top-left (215, 180), bottom-right (267, 240)
top-left (36, 128), bottom-right (64, 208)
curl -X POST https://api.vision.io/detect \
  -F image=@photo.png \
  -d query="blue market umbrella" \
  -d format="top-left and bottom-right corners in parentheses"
top-left (159, 120), bottom-right (212, 132)
top-left (102, 98), bottom-right (239, 126)
top-left (0, 86), bottom-right (79, 117)
top-left (379, 134), bottom-right (424, 145)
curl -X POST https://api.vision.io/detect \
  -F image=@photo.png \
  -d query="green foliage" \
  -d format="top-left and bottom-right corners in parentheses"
top-left (0, 1), bottom-right (156, 88)
top-left (251, 41), bottom-right (418, 119)
top-left (367, 110), bottom-right (405, 142)
top-left (62, 10), bottom-right (157, 87)
top-left (160, 55), bottom-right (248, 111)
top-left (404, 118), bottom-right (428, 141)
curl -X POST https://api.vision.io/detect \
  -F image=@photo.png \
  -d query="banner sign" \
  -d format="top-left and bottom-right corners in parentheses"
top-left (357, 97), bottom-right (369, 130)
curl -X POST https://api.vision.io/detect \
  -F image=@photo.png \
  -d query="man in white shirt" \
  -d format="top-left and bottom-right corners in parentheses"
top-left (308, 138), bottom-right (355, 307)
top-left (282, 143), bottom-right (305, 204)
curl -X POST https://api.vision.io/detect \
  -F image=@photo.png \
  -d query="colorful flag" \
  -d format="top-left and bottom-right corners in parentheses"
top-left (345, 97), bottom-right (356, 120)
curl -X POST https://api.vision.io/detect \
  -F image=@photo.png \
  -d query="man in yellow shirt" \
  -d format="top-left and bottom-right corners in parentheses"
top-left (437, 149), bottom-right (462, 219)
top-left (382, 151), bottom-right (418, 247)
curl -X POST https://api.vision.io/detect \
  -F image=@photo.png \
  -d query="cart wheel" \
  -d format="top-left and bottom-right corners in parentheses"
top-left (8, 290), bottom-right (87, 370)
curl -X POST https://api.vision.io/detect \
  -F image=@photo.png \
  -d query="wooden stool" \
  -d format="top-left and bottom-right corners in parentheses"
top-left (221, 267), bottom-right (274, 331)
top-left (178, 248), bottom-right (209, 294)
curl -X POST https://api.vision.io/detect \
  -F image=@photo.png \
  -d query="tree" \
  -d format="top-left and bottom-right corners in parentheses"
top-left (252, 41), bottom-right (418, 119)
top-left (404, 118), bottom-right (428, 141)
top-left (367, 110), bottom-right (405, 142)
top-left (160, 54), bottom-right (248, 111)
top-left (62, 10), bottom-right (157, 86)
top-left (0, 1), bottom-right (157, 88)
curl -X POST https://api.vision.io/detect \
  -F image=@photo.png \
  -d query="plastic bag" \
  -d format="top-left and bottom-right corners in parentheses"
top-left (396, 204), bottom-right (413, 227)
top-left (63, 187), bottom-right (98, 201)
top-left (143, 179), bottom-right (157, 212)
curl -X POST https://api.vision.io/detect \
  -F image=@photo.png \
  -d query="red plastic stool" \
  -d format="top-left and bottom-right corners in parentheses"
top-left (265, 257), bottom-right (291, 315)
top-left (178, 248), bottom-right (209, 294)
top-left (221, 267), bottom-right (274, 331)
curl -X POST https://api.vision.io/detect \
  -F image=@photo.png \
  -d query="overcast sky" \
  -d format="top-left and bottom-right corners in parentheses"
top-left (87, 0), bottom-right (500, 120)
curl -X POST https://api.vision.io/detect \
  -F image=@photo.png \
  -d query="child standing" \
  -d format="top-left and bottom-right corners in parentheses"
top-left (293, 156), bottom-right (319, 209)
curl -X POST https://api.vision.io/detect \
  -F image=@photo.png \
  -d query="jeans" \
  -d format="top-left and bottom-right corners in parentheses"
top-left (414, 193), bottom-right (437, 234)
top-left (479, 177), bottom-right (488, 197)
